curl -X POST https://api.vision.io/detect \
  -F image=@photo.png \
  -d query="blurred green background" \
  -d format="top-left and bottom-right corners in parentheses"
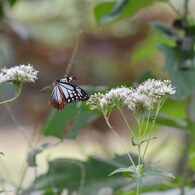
top-left (0, 0), bottom-right (194, 194)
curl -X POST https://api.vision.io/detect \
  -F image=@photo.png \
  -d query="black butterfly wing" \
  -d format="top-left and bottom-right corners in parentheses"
top-left (58, 82), bottom-right (89, 103)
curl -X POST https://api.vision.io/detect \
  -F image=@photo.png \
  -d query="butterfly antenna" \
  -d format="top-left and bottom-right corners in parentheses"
top-left (40, 85), bottom-right (52, 92)
top-left (64, 30), bottom-right (82, 76)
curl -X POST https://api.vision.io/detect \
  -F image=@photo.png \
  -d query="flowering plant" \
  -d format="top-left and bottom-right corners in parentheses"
top-left (87, 79), bottom-right (176, 194)
top-left (0, 64), bottom-right (38, 105)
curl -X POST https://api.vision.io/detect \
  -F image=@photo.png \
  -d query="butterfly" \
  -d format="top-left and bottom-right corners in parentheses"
top-left (49, 76), bottom-right (89, 110)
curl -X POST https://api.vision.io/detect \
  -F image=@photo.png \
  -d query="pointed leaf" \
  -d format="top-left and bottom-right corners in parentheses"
top-left (43, 87), bottom-right (101, 139)
top-left (152, 113), bottom-right (187, 129)
top-left (109, 166), bottom-right (136, 176)
top-left (94, 0), bottom-right (167, 25)
top-left (143, 166), bottom-right (175, 179)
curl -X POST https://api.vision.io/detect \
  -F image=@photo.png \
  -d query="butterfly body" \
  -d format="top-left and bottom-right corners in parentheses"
top-left (49, 76), bottom-right (89, 110)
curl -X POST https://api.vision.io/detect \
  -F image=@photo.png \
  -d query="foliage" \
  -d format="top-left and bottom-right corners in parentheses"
top-left (8, 0), bottom-right (18, 6)
top-left (94, 0), bottom-right (167, 25)
top-left (27, 143), bottom-right (53, 167)
top-left (132, 30), bottom-right (174, 64)
top-left (160, 45), bottom-right (195, 99)
top-left (43, 102), bottom-right (99, 139)
top-left (1, 0), bottom-right (195, 195)
top-left (42, 87), bottom-right (102, 139)
top-left (23, 155), bottom-right (137, 195)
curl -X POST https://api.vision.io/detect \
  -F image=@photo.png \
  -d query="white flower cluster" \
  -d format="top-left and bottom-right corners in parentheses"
top-left (87, 87), bottom-right (130, 111)
top-left (102, 87), bottom-right (131, 106)
top-left (136, 79), bottom-right (176, 99)
top-left (87, 92), bottom-right (105, 110)
top-left (0, 64), bottom-right (38, 84)
top-left (87, 79), bottom-right (175, 114)
top-left (124, 90), bottom-right (154, 113)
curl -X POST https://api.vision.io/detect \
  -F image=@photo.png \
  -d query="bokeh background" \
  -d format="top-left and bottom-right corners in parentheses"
top-left (0, 0), bottom-right (193, 194)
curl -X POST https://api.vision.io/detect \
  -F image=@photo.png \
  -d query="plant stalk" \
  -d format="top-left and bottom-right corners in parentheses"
top-left (103, 113), bottom-right (136, 170)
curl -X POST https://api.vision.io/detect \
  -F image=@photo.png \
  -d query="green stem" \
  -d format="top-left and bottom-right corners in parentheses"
top-left (15, 165), bottom-right (28, 195)
top-left (117, 107), bottom-right (136, 138)
top-left (136, 184), bottom-right (140, 195)
top-left (142, 102), bottom-right (161, 162)
top-left (138, 145), bottom-right (141, 166)
top-left (3, 100), bottom-right (32, 147)
top-left (136, 143), bottom-right (142, 195)
top-left (103, 113), bottom-right (136, 170)
top-left (138, 116), bottom-right (145, 142)
top-left (0, 84), bottom-right (22, 105)
top-left (141, 110), bottom-right (151, 139)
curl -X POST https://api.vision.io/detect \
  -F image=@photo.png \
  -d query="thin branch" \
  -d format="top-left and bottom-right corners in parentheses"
top-left (166, 1), bottom-right (181, 17)
top-left (64, 31), bottom-right (82, 76)
top-left (15, 165), bottom-right (28, 195)
top-left (0, 85), bottom-right (22, 105)
top-left (117, 107), bottom-right (136, 138)
top-left (183, 0), bottom-right (189, 23)
top-left (3, 102), bottom-right (32, 147)
top-left (103, 113), bottom-right (136, 169)
top-left (142, 98), bottom-right (166, 161)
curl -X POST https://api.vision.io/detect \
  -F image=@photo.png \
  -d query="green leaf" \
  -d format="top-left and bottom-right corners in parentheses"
top-left (27, 143), bottom-right (53, 167)
top-left (43, 103), bottom-right (99, 139)
top-left (94, 0), bottom-right (166, 25)
top-left (109, 166), bottom-right (136, 177)
top-left (8, 0), bottom-right (18, 6)
top-left (142, 188), bottom-right (195, 195)
top-left (140, 99), bottom-right (186, 135)
top-left (143, 166), bottom-right (175, 179)
top-left (188, 121), bottom-right (195, 132)
top-left (152, 22), bottom-right (175, 38)
top-left (132, 30), bottom-right (174, 64)
top-left (43, 87), bottom-right (101, 139)
top-left (0, 4), bottom-right (3, 18)
top-left (186, 25), bottom-right (195, 36)
top-left (98, 0), bottom-right (128, 24)
top-left (153, 113), bottom-right (187, 129)
top-left (160, 45), bottom-right (195, 99)
top-left (22, 156), bottom-right (130, 195)
top-left (160, 98), bottom-right (186, 119)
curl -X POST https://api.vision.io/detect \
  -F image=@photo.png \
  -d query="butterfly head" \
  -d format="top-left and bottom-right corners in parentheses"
top-left (53, 80), bottom-right (59, 85)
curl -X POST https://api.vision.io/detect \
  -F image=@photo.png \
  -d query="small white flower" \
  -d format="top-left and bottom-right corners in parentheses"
top-left (87, 79), bottom-right (175, 115)
top-left (0, 64), bottom-right (38, 84)
top-left (136, 79), bottom-right (175, 99)
top-left (125, 90), bottom-right (155, 113)
top-left (87, 92), bottom-right (105, 110)
top-left (100, 97), bottom-right (108, 108)
top-left (104, 87), bottom-right (131, 105)
top-left (87, 87), bottom-right (132, 111)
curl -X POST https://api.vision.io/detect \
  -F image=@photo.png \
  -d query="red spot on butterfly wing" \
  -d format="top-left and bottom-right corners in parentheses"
top-left (50, 98), bottom-right (67, 110)
top-left (49, 89), bottom-right (67, 110)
